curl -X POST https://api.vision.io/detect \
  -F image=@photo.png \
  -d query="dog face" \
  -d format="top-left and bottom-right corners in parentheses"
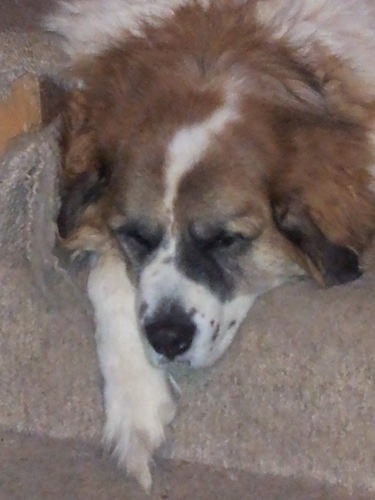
top-left (107, 110), bottom-right (306, 367)
top-left (57, 2), bottom-right (375, 368)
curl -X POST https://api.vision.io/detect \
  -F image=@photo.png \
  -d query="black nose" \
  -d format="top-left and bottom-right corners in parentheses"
top-left (144, 317), bottom-right (195, 360)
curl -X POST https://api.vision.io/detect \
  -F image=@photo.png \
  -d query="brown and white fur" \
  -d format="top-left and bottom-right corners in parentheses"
top-left (47, 0), bottom-right (375, 491)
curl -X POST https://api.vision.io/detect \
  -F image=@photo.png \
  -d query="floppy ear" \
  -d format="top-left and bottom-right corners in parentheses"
top-left (57, 89), bottom-right (111, 245)
top-left (57, 169), bottom-right (108, 239)
top-left (271, 197), bottom-right (362, 287)
top-left (268, 113), bottom-right (375, 288)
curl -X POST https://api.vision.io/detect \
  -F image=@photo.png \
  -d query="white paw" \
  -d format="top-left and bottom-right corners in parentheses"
top-left (102, 368), bottom-right (176, 492)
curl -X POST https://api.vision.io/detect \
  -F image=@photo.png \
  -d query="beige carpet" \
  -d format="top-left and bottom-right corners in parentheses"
top-left (2, 431), bottom-right (373, 500)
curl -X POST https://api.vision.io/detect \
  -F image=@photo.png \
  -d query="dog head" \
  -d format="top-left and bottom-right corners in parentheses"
top-left (57, 3), bottom-right (375, 368)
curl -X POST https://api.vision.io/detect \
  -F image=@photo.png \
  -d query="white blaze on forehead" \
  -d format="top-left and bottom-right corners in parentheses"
top-left (163, 97), bottom-right (239, 214)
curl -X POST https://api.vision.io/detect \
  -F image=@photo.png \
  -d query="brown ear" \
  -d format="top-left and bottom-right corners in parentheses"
top-left (272, 197), bottom-right (362, 287)
top-left (57, 169), bottom-right (108, 238)
top-left (57, 89), bottom-right (111, 242)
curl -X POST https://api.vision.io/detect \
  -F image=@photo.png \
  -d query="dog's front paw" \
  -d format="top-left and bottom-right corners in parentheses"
top-left (103, 367), bottom-right (176, 492)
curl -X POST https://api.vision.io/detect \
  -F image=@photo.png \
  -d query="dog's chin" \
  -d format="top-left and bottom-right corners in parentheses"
top-left (145, 346), bottom-right (194, 368)
top-left (147, 350), bottom-right (216, 370)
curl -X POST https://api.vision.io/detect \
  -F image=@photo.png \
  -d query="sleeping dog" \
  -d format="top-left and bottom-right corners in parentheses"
top-left (47, 0), bottom-right (375, 490)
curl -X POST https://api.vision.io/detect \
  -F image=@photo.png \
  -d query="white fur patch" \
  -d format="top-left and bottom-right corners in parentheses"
top-left (46, 0), bottom-right (210, 58)
top-left (164, 95), bottom-right (239, 215)
top-left (193, 293), bottom-right (256, 367)
top-left (87, 248), bottom-right (176, 492)
top-left (256, 0), bottom-right (375, 97)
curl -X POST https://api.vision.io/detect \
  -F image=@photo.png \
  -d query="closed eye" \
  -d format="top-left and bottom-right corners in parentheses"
top-left (206, 230), bottom-right (246, 250)
top-left (115, 222), bottom-right (163, 254)
top-left (193, 228), bottom-right (251, 253)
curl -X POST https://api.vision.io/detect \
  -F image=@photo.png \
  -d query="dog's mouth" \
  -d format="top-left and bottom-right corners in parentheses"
top-left (140, 303), bottom-right (218, 368)
top-left (141, 311), bottom-right (240, 369)
top-left (142, 334), bottom-right (194, 367)
top-left (139, 289), bottom-right (257, 368)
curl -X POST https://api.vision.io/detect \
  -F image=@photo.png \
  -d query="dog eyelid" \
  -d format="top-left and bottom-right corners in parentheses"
top-left (210, 230), bottom-right (250, 250)
top-left (115, 222), bottom-right (163, 251)
top-left (191, 227), bottom-right (252, 253)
